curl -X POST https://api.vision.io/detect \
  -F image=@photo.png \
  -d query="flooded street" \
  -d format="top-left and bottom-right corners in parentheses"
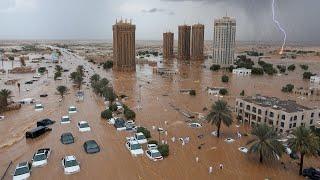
top-left (0, 46), bottom-right (319, 180)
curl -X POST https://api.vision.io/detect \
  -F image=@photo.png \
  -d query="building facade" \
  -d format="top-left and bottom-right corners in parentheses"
top-left (235, 95), bottom-right (319, 133)
top-left (232, 68), bottom-right (252, 75)
top-left (112, 19), bottom-right (136, 71)
top-left (213, 16), bottom-right (236, 66)
top-left (163, 32), bottom-right (174, 59)
top-left (178, 25), bottom-right (191, 60)
top-left (191, 24), bottom-right (204, 60)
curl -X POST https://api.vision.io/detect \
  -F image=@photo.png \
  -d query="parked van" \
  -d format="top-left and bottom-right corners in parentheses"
top-left (26, 126), bottom-right (52, 139)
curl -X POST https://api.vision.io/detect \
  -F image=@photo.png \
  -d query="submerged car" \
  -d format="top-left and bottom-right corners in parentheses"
top-left (78, 121), bottom-right (91, 132)
top-left (125, 137), bottom-right (144, 156)
top-left (32, 148), bottom-right (51, 167)
top-left (61, 116), bottom-right (70, 124)
top-left (61, 156), bottom-right (80, 175)
top-left (302, 167), bottom-right (320, 179)
top-left (12, 162), bottom-right (32, 180)
top-left (83, 140), bottom-right (100, 154)
top-left (114, 119), bottom-right (126, 131)
top-left (34, 104), bottom-right (44, 111)
top-left (145, 149), bottom-right (163, 161)
top-left (61, 133), bottom-right (74, 144)
top-left (25, 126), bottom-right (52, 139)
top-left (147, 144), bottom-right (158, 150)
top-left (37, 119), bottom-right (55, 127)
top-left (238, 147), bottom-right (248, 153)
top-left (68, 106), bottom-right (77, 114)
top-left (224, 138), bottom-right (235, 143)
top-left (134, 132), bottom-right (147, 144)
top-left (189, 122), bottom-right (202, 128)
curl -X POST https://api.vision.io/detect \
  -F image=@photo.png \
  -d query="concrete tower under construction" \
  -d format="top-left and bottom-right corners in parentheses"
top-left (112, 19), bottom-right (136, 71)
top-left (178, 25), bottom-right (191, 60)
top-left (191, 23), bottom-right (204, 60)
top-left (163, 32), bottom-right (174, 59)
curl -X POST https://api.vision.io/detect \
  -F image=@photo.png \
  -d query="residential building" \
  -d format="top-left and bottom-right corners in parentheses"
top-left (232, 68), bottom-right (252, 75)
top-left (235, 95), bottom-right (319, 133)
top-left (178, 25), bottom-right (191, 60)
top-left (112, 19), bottom-right (136, 71)
top-left (213, 16), bottom-right (236, 66)
top-left (191, 23), bottom-right (204, 60)
top-left (163, 32), bottom-right (174, 59)
top-left (310, 75), bottom-right (320, 85)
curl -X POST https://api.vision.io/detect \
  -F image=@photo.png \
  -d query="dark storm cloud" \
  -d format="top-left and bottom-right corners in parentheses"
top-left (162, 0), bottom-right (320, 42)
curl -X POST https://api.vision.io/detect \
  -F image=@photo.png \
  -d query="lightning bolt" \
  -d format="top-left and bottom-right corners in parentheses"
top-left (272, 0), bottom-right (287, 55)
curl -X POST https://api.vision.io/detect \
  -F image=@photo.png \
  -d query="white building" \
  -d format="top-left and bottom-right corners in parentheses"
top-left (310, 75), bottom-right (320, 85)
top-left (235, 95), bottom-right (319, 134)
top-left (232, 68), bottom-right (251, 76)
top-left (213, 16), bottom-right (236, 66)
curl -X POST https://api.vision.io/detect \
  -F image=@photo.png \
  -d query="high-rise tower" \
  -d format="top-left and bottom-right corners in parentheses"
top-left (178, 25), bottom-right (191, 60)
top-left (191, 23), bottom-right (205, 60)
top-left (113, 19), bottom-right (136, 71)
top-left (163, 32), bottom-right (174, 59)
top-left (213, 16), bottom-right (236, 66)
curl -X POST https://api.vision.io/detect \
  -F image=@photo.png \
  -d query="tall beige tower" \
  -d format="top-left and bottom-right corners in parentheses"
top-left (163, 32), bottom-right (174, 59)
top-left (112, 19), bottom-right (136, 71)
top-left (178, 25), bottom-right (191, 60)
top-left (191, 23), bottom-right (205, 60)
top-left (213, 16), bottom-right (236, 66)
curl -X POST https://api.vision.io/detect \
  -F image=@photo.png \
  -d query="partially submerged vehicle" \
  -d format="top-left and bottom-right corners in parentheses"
top-left (61, 133), bottom-right (74, 144)
top-left (18, 98), bottom-right (35, 104)
top-left (37, 118), bottom-right (55, 127)
top-left (32, 148), bottom-right (51, 167)
top-left (145, 149), bottom-right (163, 161)
top-left (34, 104), bottom-right (44, 111)
top-left (61, 156), bottom-right (80, 175)
top-left (25, 126), bottom-right (52, 139)
top-left (61, 116), bottom-right (70, 124)
top-left (134, 132), bottom-right (147, 144)
top-left (78, 121), bottom-right (91, 132)
top-left (83, 140), bottom-right (100, 154)
top-left (125, 137), bottom-right (144, 156)
top-left (68, 106), bottom-right (77, 114)
top-left (12, 162), bottom-right (32, 180)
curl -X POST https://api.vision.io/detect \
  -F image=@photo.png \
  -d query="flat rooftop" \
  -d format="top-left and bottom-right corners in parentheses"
top-left (241, 95), bottom-right (313, 113)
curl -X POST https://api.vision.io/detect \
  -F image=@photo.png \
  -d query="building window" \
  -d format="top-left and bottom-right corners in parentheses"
top-left (258, 117), bottom-right (261, 122)
top-left (301, 123), bottom-right (304, 126)
top-left (269, 112), bottom-right (274, 118)
top-left (265, 111), bottom-right (268, 116)
top-left (294, 115), bottom-right (297, 120)
top-left (252, 115), bottom-right (256, 120)
top-left (280, 122), bottom-right (284, 128)
top-left (246, 105), bottom-right (250, 110)
top-left (311, 112), bottom-right (314, 118)
top-left (281, 115), bottom-right (285, 120)
top-left (289, 124), bottom-right (292, 128)
top-left (293, 123), bottom-right (296, 127)
top-left (310, 119), bottom-right (313, 124)
top-left (258, 109), bottom-right (261, 114)
top-left (252, 107), bottom-right (256, 113)
top-left (239, 109), bottom-right (243, 113)
top-left (302, 115), bottom-right (304, 120)
top-left (280, 129), bottom-right (283, 133)
top-left (269, 120), bottom-right (273, 125)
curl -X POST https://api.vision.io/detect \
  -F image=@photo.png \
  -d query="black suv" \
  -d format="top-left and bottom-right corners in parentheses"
top-left (37, 119), bottom-right (55, 127)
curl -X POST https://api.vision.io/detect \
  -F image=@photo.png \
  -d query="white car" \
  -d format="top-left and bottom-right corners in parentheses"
top-left (61, 156), bottom-right (80, 175)
top-left (125, 138), bottom-right (144, 156)
top-left (61, 116), bottom-right (70, 124)
top-left (34, 104), bottom-right (44, 111)
top-left (134, 132), bottom-right (147, 144)
top-left (12, 162), bottom-right (31, 180)
top-left (33, 74), bottom-right (41, 79)
top-left (0, 115), bottom-right (4, 120)
top-left (147, 144), bottom-right (158, 150)
top-left (56, 77), bottom-right (63, 80)
top-left (238, 147), bottom-right (248, 153)
top-left (68, 106), bottom-right (77, 114)
top-left (32, 148), bottom-right (51, 167)
top-left (189, 122), bottom-right (202, 128)
top-left (224, 138), bottom-right (235, 143)
top-left (285, 146), bottom-right (292, 155)
top-left (78, 121), bottom-right (91, 132)
top-left (107, 117), bottom-right (116, 125)
top-left (211, 131), bottom-right (218, 136)
top-left (145, 149), bottom-right (163, 161)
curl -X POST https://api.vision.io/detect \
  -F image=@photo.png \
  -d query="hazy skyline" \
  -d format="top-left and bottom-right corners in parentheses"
top-left (0, 0), bottom-right (319, 43)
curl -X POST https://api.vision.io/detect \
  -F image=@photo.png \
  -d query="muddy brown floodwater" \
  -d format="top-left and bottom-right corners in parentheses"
top-left (0, 48), bottom-right (319, 180)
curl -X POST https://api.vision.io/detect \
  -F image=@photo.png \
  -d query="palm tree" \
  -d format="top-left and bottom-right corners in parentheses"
top-left (206, 100), bottom-right (233, 137)
top-left (247, 124), bottom-right (285, 163)
top-left (56, 86), bottom-right (67, 99)
top-left (0, 89), bottom-right (12, 106)
top-left (288, 126), bottom-right (319, 175)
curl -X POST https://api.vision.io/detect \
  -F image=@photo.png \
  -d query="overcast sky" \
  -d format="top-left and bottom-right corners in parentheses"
top-left (0, 0), bottom-right (319, 42)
